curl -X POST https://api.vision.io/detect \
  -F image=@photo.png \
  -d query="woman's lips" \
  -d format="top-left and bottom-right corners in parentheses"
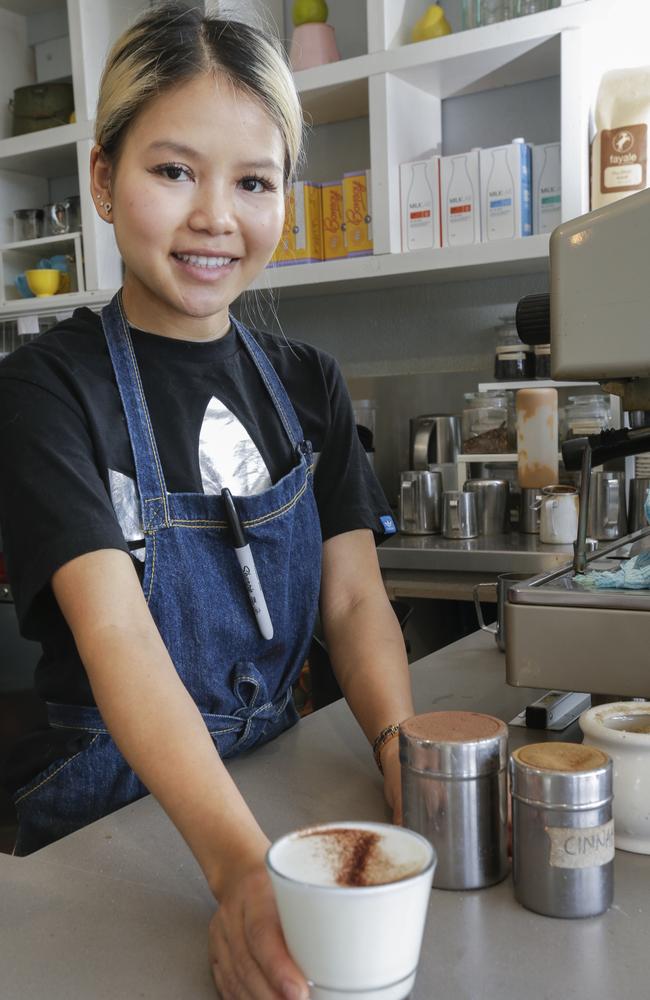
top-left (170, 252), bottom-right (238, 282)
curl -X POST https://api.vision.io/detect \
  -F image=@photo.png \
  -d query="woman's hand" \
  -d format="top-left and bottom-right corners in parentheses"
top-left (209, 863), bottom-right (309, 1000)
top-left (380, 737), bottom-right (403, 826)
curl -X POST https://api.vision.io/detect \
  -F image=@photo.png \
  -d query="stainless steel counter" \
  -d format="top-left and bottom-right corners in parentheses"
top-left (378, 531), bottom-right (574, 574)
top-left (2, 631), bottom-right (650, 999)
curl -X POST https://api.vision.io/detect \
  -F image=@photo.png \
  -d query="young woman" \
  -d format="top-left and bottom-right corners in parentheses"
top-left (0, 4), bottom-right (414, 996)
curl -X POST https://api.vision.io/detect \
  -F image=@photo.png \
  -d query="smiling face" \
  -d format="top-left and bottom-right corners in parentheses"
top-left (91, 73), bottom-right (286, 340)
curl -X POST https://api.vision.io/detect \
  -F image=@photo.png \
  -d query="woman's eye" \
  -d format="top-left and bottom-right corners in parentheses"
top-left (240, 175), bottom-right (275, 194)
top-left (153, 163), bottom-right (192, 182)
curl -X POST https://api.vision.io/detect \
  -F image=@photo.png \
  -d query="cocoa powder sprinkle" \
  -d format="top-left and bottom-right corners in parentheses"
top-left (298, 827), bottom-right (419, 887)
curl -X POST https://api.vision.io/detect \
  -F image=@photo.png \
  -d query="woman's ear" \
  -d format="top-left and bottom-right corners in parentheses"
top-left (90, 145), bottom-right (113, 222)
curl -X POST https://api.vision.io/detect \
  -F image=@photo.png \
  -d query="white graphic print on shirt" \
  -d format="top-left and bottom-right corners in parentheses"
top-left (108, 396), bottom-right (272, 561)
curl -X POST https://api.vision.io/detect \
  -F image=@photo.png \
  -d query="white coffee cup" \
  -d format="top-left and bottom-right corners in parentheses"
top-left (539, 485), bottom-right (579, 544)
top-left (266, 821), bottom-right (436, 1000)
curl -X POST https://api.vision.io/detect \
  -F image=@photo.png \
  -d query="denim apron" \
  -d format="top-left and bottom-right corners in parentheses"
top-left (14, 291), bottom-right (322, 855)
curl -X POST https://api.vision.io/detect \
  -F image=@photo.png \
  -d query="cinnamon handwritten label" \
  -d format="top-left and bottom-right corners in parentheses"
top-left (547, 821), bottom-right (615, 869)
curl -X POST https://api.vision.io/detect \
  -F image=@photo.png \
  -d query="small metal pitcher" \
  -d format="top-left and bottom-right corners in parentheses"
top-left (399, 470), bottom-right (443, 535)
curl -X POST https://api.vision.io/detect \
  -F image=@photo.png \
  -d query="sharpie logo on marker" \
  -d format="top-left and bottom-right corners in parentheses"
top-left (221, 488), bottom-right (274, 641)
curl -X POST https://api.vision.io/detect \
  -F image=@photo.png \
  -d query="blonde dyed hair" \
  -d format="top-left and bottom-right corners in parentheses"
top-left (95, 2), bottom-right (303, 186)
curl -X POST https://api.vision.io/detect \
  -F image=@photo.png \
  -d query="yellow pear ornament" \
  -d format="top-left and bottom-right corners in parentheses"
top-left (411, 4), bottom-right (452, 42)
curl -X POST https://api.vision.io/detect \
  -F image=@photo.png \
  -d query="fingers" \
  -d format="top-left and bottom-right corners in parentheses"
top-left (208, 871), bottom-right (309, 1000)
top-left (242, 872), bottom-right (309, 1000)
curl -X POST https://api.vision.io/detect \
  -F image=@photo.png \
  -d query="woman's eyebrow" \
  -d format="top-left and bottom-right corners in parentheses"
top-left (235, 158), bottom-right (283, 173)
top-left (146, 141), bottom-right (282, 175)
top-left (147, 140), bottom-right (201, 158)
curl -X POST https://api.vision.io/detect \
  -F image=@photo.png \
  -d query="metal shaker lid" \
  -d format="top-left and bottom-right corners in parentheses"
top-left (399, 711), bottom-right (508, 778)
top-left (510, 742), bottom-right (612, 809)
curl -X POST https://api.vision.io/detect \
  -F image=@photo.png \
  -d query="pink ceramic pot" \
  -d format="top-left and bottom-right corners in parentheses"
top-left (289, 23), bottom-right (340, 71)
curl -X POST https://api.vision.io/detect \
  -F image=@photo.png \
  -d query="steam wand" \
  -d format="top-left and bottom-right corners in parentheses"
top-left (573, 443), bottom-right (592, 575)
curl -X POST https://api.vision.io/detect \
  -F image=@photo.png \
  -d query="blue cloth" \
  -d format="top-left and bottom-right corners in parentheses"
top-left (576, 487), bottom-right (650, 590)
top-left (13, 291), bottom-right (322, 854)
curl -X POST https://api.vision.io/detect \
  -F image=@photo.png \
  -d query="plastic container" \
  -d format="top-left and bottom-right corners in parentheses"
top-left (561, 394), bottom-right (612, 440)
top-left (461, 391), bottom-right (514, 454)
top-left (516, 387), bottom-right (558, 488)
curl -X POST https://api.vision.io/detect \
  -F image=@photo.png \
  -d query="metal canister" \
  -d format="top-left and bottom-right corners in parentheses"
top-left (400, 711), bottom-right (508, 890)
top-left (510, 742), bottom-right (614, 918)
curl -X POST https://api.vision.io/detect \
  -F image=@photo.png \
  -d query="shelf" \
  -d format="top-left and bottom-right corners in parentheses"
top-left (295, 54), bottom-right (373, 125)
top-left (294, 0), bottom-right (589, 125)
top-left (293, 3), bottom-right (591, 123)
top-left (1, 232), bottom-right (82, 252)
top-left (458, 453), bottom-right (563, 463)
top-left (478, 380), bottom-right (601, 391)
top-left (0, 289), bottom-right (113, 322)
top-left (256, 234), bottom-right (549, 298)
top-left (0, 121), bottom-right (92, 175)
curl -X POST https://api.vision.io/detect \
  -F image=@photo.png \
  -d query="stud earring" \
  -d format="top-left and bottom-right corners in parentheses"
top-left (104, 202), bottom-right (112, 214)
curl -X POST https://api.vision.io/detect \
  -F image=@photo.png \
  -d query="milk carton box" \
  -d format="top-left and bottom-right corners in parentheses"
top-left (532, 142), bottom-right (561, 234)
top-left (269, 181), bottom-right (323, 266)
top-left (321, 181), bottom-right (346, 261)
top-left (342, 170), bottom-right (373, 256)
top-left (480, 139), bottom-right (532, 241)
top-left (440, 150), bottom-right (481, 247)
top-left (400, 158), bottom-right (441, 252)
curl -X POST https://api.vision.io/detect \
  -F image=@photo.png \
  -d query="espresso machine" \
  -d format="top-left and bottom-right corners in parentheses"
top-left (505, 187), bottom-right (650, 698)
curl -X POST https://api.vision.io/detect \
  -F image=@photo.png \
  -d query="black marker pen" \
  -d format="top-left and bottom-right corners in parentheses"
top-left (221, 488), bottom-right (274, 641)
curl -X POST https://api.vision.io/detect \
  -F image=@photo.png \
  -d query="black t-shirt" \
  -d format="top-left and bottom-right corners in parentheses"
top-left (0, 307), bottom-right (393, 709)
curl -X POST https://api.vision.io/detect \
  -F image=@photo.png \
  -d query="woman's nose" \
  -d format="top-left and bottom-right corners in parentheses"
top-left (187, 184), bottom-right (236, 234)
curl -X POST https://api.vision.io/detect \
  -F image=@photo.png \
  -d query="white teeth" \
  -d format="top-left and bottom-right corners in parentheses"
top-left (175, 253), bottom-right (233, 268)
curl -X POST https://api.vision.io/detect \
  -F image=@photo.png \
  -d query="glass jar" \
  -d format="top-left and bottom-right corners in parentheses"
top-left (534, 344), bottom-right (551, 379)
top-left (561, 394), bottom-right (612, 440)
top-left (493, 315), bottom-right (534, 381)
top-left (462, 0), bottom-right (506, 28)
top-left (462, 391), bottom-right (514, 454)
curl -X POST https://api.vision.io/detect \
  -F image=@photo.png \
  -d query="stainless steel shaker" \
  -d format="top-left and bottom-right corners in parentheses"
top-left (628, 477), bottom-right (650, 531)
top-left (510, 742), bottom-right (613, 919)
top-left (587, 470), bottom-right (627, 540)
top-left (400, 711), bottom-right (509, 890)
top-left (463, 479), bottom-right (509, 534)
top-left (399, 470), bottom-right (443, 535)
top-left (441, 490), bottom-right (478, 539)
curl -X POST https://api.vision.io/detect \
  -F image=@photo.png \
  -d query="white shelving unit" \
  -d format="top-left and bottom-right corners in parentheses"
top-left (0, 230), bottom-right (85, 302)
top-left (0, 0), bottom-right (637, 320)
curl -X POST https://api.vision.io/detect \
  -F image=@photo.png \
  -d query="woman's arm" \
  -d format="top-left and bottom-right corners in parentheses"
top-left (52, 548), bottom-right (308, 1000)
top-left (319, 529), bottom-right (415, 821)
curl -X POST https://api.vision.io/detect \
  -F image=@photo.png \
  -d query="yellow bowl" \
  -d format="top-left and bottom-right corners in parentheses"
top-left (25, 269), bottom-right (61, 297)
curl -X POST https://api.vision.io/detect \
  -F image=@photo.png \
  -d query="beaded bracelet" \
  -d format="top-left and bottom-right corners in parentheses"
top-left (372, 723), bottom-right (401, 774)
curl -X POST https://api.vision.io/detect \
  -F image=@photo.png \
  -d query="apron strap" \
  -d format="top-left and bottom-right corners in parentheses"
top-left (232, 317), bottom-right (304, 452)
top-left (101, 292), bottom-right (170, 528)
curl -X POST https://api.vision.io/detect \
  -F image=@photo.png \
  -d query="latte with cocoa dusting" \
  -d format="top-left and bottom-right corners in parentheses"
top-left (297, 826), bottom-right (422, 887)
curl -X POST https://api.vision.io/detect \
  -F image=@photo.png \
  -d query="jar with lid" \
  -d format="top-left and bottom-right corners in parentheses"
top-left (534, 344), bottom-right (551, 379)
top-left (462, 391), bottom-right (514, 454)
top-left (401, 711), bottom-right (509, 889)
top-left (561, 394), bottom-right (612, 440)
top-left (493, 316), bottom-right (534, 381)
top-left (510, 742), bottom-right (614, 918)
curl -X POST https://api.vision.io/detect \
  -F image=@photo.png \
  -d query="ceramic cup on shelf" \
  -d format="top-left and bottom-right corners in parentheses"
top-left (25, 269), bottom-right (61, 297)
top-left (289, 22), bottom-right (340, 71)
top-left (539, 485), bottom-right (579, 544)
